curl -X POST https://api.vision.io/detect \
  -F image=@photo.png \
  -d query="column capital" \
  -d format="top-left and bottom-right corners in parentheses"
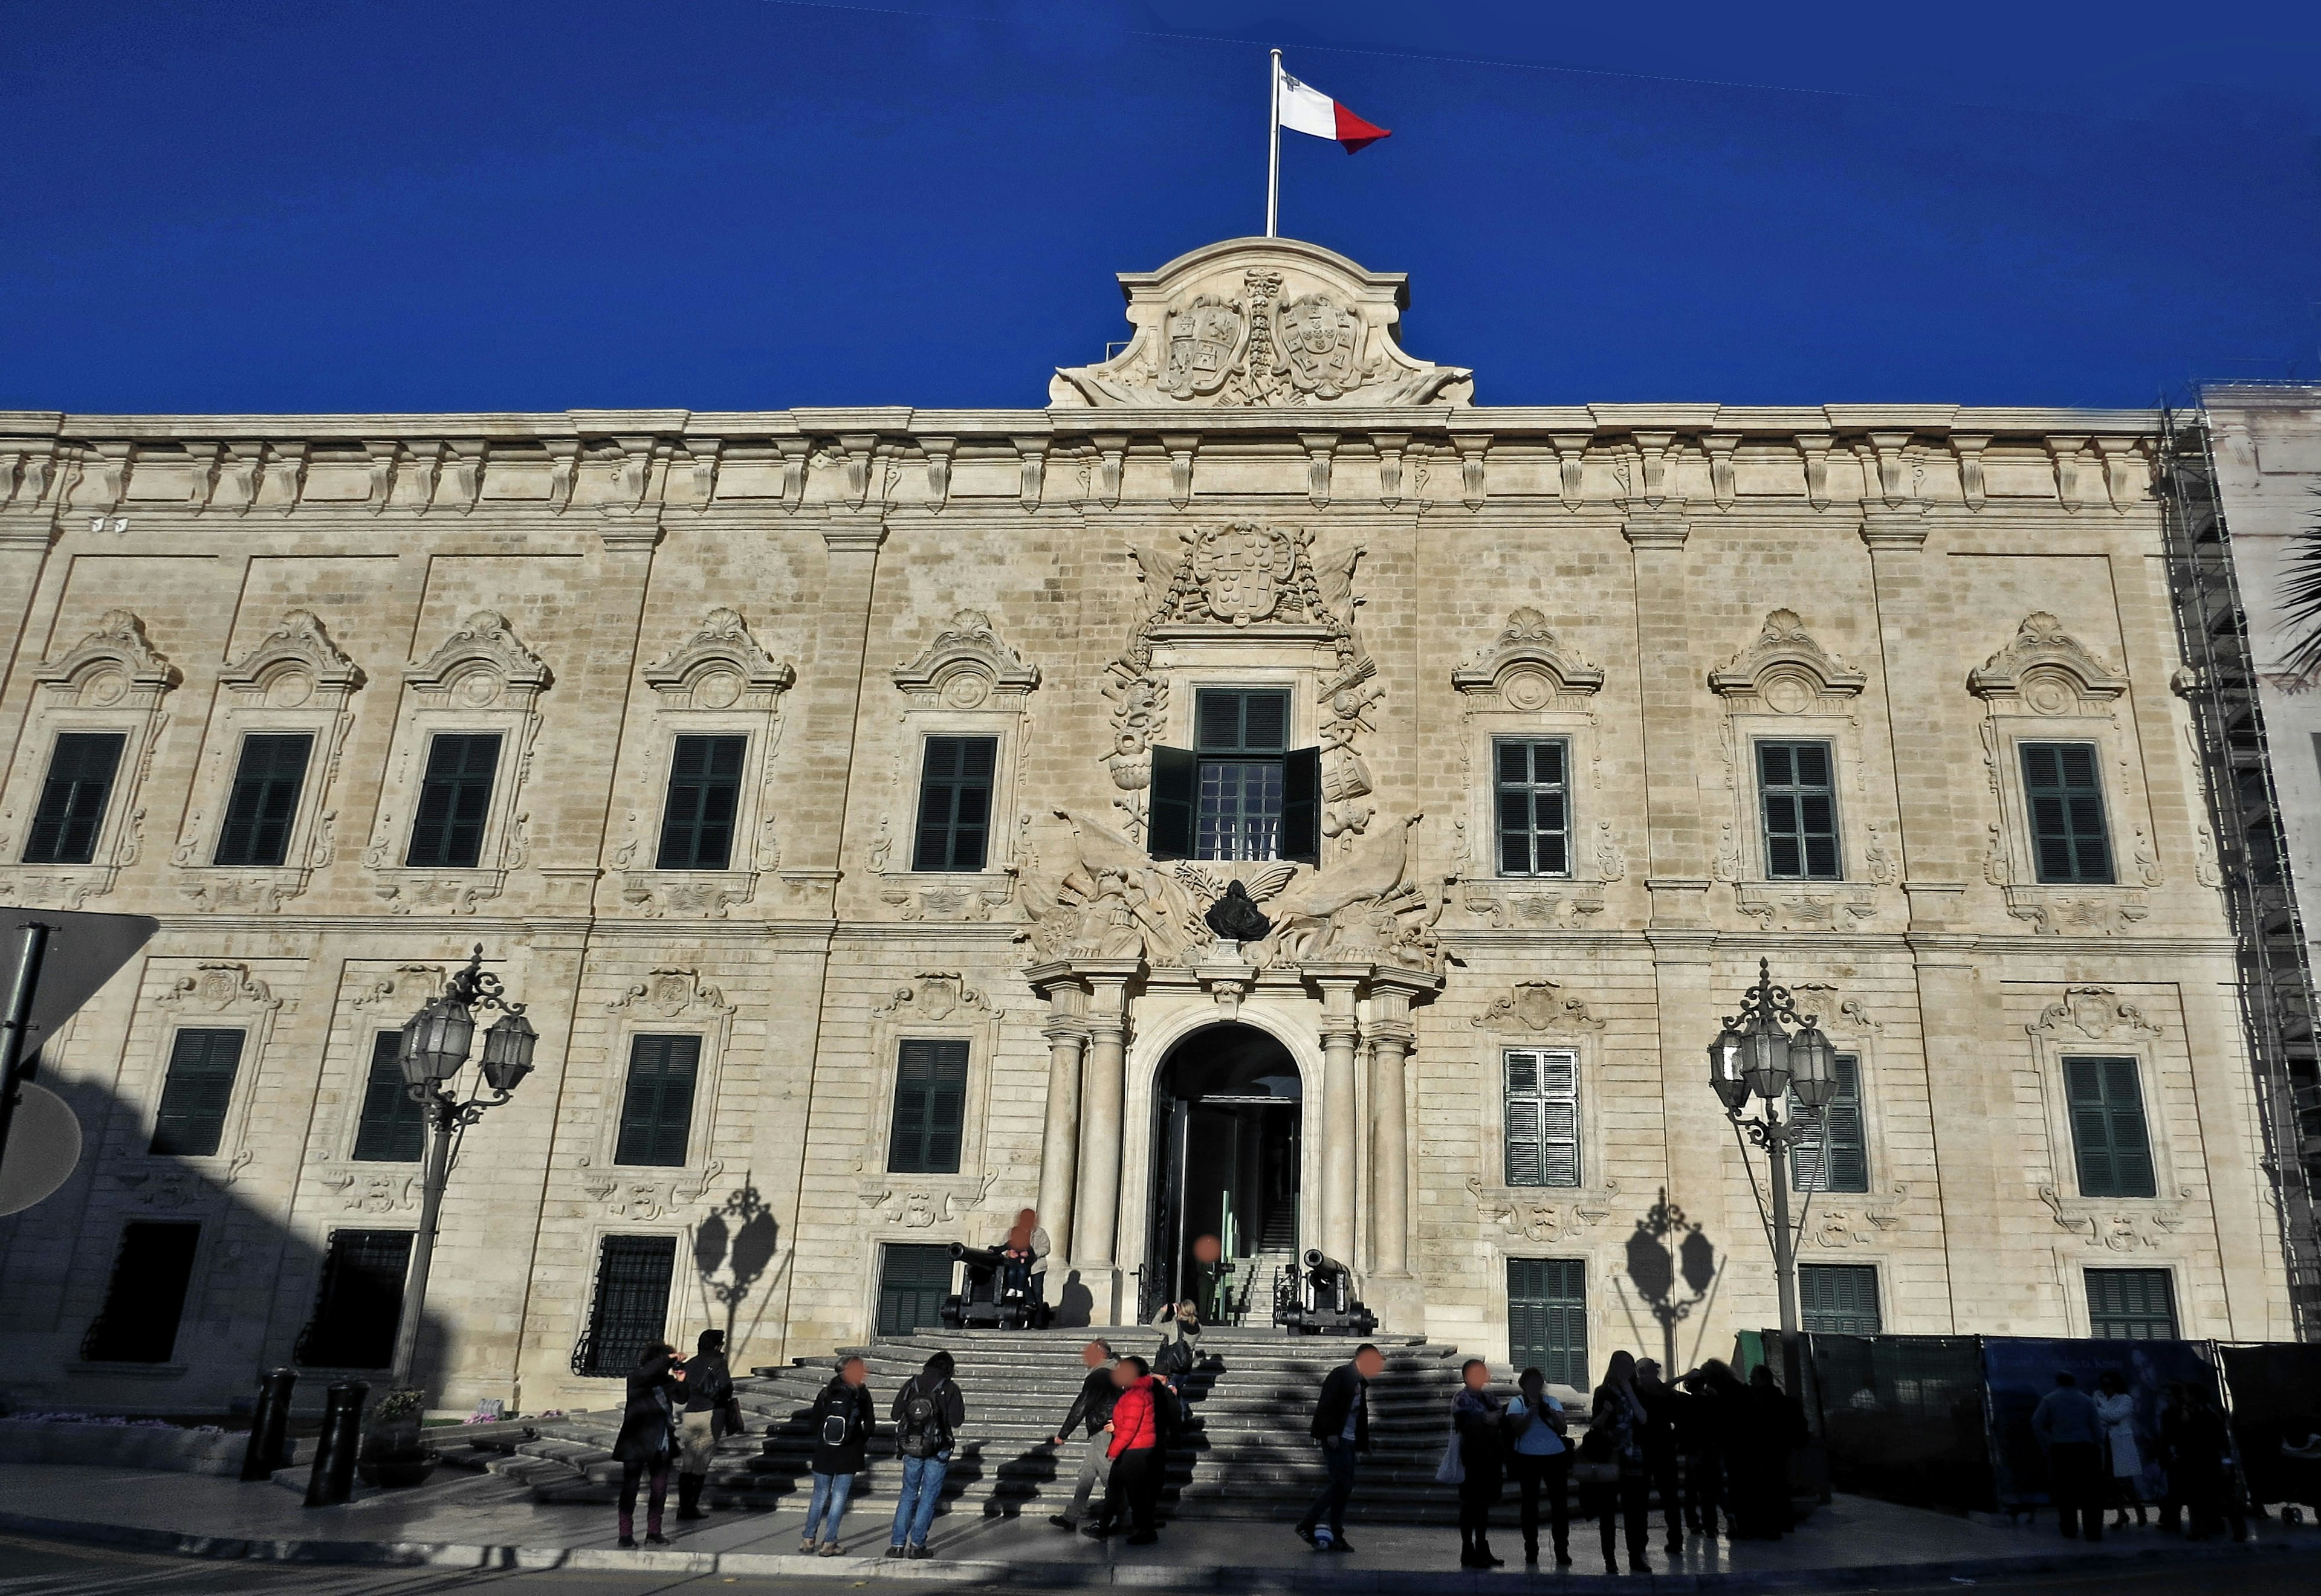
top-left (821, 510), bottom-right (887, 552)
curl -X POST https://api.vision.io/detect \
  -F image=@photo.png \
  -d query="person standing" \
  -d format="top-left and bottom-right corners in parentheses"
top-left (1583, 1351), bottom-right (1652, 1574)
top-left (1450, 1358), bottom-right (1506, 1569)
top-left (2031, 1371), bottom-right (2105, 1542)
top-left (2092, 1370), bottom-right (2146, 1530)
top-left (1152, 1300), bottom-right (1202, 1394)
top-left (1675, 1365), bottom-right (1726, 1538)
top-left (886, 1351), bottom-right (965, 1559)
top-left (1745, 1364), bottom-right (1807, 1538)
top-left (1089, 1355), bottom-right (1170, 1545)
top-left (1295, 1342), bottom-right (1384, 1552)
top-left (612, 1341), bottom-right (684, 1549)
top-left (674, 1328), bottom-right (737, 1522)
top-left (2166, 1383), bottom-right (2247, 1542)
top-left (800, 1355), bottom-right (875, 1554)
top-left (1504, 1367), bottom-right (1571, 1567)
top-left (1634, 1358), bottom-right (1685, 1554)
top-left (1048, 1339), bottom-right (1118, 1531)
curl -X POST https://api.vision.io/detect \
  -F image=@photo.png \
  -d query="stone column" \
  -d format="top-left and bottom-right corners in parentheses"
top-left (1036, 1018), bottom-right (1087, 1262)
top-left (1068, 963), bottom-right (1139, 1321)
top-left (1309, 968), bottom-right (1366, 1267)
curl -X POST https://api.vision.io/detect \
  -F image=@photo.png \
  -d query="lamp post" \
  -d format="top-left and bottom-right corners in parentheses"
top-left (1706, 958), bottom-right (1837, 1336)
top-left (387, 945), bottom-right (537, 1388)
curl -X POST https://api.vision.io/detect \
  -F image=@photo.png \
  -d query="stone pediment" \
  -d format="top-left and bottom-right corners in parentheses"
top-left (1050, 237), bottom-right (1474, 410)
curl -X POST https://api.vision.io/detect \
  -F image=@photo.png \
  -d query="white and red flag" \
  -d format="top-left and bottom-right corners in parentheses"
top-left (1275, 68), bottom-right (1392, 153)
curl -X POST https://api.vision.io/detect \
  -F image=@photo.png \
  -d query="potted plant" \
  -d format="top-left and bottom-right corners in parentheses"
top-left (357, 1386), bottom-right (436, 1489)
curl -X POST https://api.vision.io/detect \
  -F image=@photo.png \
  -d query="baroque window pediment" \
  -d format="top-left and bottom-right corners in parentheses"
top-left (36, 609), bottom-right (180, 706)
top-left (1968, 612), bottom-right (2126, 714)
top-left (1708, 609), bottom-right (1865, 709)
top-left (1451, 607), bottom-right (1605, 708)
top-left (218, 610), bottom-right (363, 706)
top-left (891, 608), bottom-right (1038, 708)
top-left (404, 610), bottom-right (551, 709)
top-left (643, 607), bottom-right (794, 709)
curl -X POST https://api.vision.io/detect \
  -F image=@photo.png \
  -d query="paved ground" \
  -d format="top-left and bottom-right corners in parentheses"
top-left (0, 1461), bottom-right (2313, 1591)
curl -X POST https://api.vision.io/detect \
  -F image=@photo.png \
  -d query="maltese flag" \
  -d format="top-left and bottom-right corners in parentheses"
top-left (1277, 69), bottom-right (1391, 153)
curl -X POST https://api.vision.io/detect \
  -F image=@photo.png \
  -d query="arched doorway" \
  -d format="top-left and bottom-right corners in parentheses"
top-left (1148, 1023), bottom-right (1302, 1325)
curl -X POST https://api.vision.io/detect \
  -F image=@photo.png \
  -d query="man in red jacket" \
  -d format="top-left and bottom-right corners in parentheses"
top-left (1086, 1355), bottom-right (1169, 1546)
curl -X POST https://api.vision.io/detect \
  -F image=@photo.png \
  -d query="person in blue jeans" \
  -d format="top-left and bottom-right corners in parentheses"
top-left (887, 1351), bottom-right (965, 1558)
top-left (800, 1355), bottom-right (875, 1555)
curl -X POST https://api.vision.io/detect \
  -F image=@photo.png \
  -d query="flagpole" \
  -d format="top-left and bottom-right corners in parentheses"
top-left (1266, 48), bottom-right (1281, 238)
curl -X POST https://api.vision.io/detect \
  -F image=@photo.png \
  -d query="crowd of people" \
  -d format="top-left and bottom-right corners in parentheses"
top-left (2031, 1369), bottom-right (2248, 1543)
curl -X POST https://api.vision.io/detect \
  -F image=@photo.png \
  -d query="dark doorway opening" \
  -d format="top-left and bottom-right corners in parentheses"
top-left (1150, 1024), bottom-right (1301, 1325)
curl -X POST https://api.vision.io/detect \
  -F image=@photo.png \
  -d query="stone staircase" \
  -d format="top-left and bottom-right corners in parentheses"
top-left (458, 1326), bottom-right (1474, 1523)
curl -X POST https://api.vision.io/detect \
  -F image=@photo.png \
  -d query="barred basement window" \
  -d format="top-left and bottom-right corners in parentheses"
top-left (887, 1039), bottom-right (968, 1175)
top-left (24, 731), bottom-right (126, 865)
top-left (404, 732), bottom-right (500, 868)
top-left (1790, 1053), bottom-right (1869, 1193)
top-left (1506, 1258), bottom-right (1587, 1391)
top-left (81, 1223), bottom-right (200, 1364)
top-left (150, 1028), bottom-right (245, 1157)
top-left (1799, 1263), bottom-right (1882, 1334)
top-left (878, 1242), bottom-right (955, 1337)
top-left (1495, 738), bottom-right (1572, 877)
top-left (615, 1034), bottom-right (701, 1168)
top-left (2065, 1056), bottom-right (2156, 1199)
top-left (574, 1235), bottom-right (677, 1377)
top-left (212, 732), bottom-right (314, 867)
top-left (352, 1029), bottom-right (426, 1163)
top-left (1756, 740), bottom-right (1841, 879)
top-left (911, 736), bottom-right (997, 872)
top-left (294, 1229), bottom-right (413, 1369)
top-left (1503, 1049), bottom-right (1580, 1188)
top-left (2021, 742), bottom-right (2114, 885)
top-left (656, 734), bottom-right (746, 871)
top-left (2086, 1268), bottom-right (2177, 1340)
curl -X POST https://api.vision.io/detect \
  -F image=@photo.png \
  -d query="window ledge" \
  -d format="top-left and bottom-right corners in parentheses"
top-left (2036, 1183), bottom-right (2193, 1253)
top-left (877, 873), bottom-right (1013, 923)
top-left (2002, 884), bottom-right (2149, 935)
top-left (618, 867), bottom-right (757, 919)
top-left (64, 1362), bottom-right (189, 1380)
top-left (1733, 880), bottom-right (1880, 931)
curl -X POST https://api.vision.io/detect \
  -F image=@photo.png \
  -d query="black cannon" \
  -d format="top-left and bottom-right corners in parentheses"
top-left (1273, 1248), bottom-right (1377, 1337)
top-left (938, 1241), bottom-right (1046, 1331)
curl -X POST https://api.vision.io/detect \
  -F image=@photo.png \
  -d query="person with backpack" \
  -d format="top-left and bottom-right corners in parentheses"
top-left (1088, 1354), bottom-right (1171, 1546)
top-left (1151, 1300), bottom-right (1200, 1394)
top-left (800, 1355), bottom-right (875, 1556)
top-left (612, 1341), bottom-right (684, 1549)
top-left (674, 1328), bottom-right (740, 1522)
top-left (1048, 1339), bottom-right (1118, 1531)
top-left (887, 1350), bottom-right (965, 1559)
top-left (1504, 1366), bottom-right (1572, 1567)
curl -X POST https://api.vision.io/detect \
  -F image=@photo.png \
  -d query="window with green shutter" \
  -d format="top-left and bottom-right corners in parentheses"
top-left (2064, 1056), bottom-right (2156, 1198)
top-left (2021, 742), bottom-right (2114, 884)
top-left (1506, 1258), bottom-right (1587, 1389)
top-left (151, 1029), bottom-right (245, 1157)
top-left (887, 1039), bottom-right (969, 1174)
top-left (2085, 1268), bottom-right (2177, 1340)
top-left (352, 1029), bottom-right (427, 1163)
top-left (1756, 740), bottom-right (1842, 879)
top-left (1790, 1053), bottom-right (1869, 1193)
top-left (405, 732), bottom-right (500, 868)
top-left (656, 734), bottom-right (746, 870)
top-left (1504, 1050), bottom-right (1580, 1188)
top-left (24, 731), bottom-right (126, 865)
top-left (213, 732), bottom-right (313, 867)
top-left (1800, 1263), bottom-right (1881, 1333)
top-left (1495, 738), bottom-right (1572, 877)
top-left (615, 1035), bottom-right (701, 1167)
top-left (912, 736), bottom-right (997, 871)
top-left (878, 1243), bottom-right (956, 1336)
top-left (1146, 690), bottom-right (1320, 864)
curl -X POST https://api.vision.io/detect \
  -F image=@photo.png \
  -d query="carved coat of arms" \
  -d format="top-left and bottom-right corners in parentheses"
top-left (1273, 294), bottom-right (1362, 397)
top-left (1161, 296), bottom-right (1246, 399)
top-left (1189, 523), bottom-right (1298, 625)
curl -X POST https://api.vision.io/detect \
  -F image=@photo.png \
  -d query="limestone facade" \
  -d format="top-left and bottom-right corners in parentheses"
top-left (0, 237), bottom-right (2294, 1416)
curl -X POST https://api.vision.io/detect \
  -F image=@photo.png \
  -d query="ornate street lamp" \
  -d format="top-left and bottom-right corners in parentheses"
top-left (389, 945), bottom-right (536, 1388)
top-left (1708, 958), bottom-right (1834, 1336)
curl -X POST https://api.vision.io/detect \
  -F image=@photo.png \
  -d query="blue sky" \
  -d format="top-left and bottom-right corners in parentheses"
top-left (5, 1), bottom-right (2317, 413)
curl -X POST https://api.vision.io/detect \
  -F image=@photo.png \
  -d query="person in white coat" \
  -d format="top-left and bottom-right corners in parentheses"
top-left (2093, 1369), bottom-right (2146, 1529)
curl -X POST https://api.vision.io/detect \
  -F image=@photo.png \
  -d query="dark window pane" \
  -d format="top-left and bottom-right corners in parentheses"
top-left (293, 1229), bottom-right (412, 1368)
top-left (878, 1242), bottom-right (956, 1337)
top-left (151, 1029), bottom-right (244, 1157)
top-left (213, 733), bottom-right (314, 867)
top-left (1506, 1258), bottom-right (1588, 1391)
top-left (2065, 1055), bottom-right (2155, 1198)
top-left (1493, 737), bottom-right (1573, 879)
top-left (2021, 741), bottom-right (2114, 885)
top-left (888, 1039), bottom-right (970, 1174)
top-left (1191, 692), bottom-right (1293, 860)
top-left (406, 733), bottom-right (500, 868)
top-left (1800, 1263), bottom-right (1881, 1334)
top-left (352, 1029), bottom-right (426, 1163)
top-left (82, 1223), bottom-right (200, 1363)
top-left (1503, 1048), bottom-right (1580, 1189)
top-left (911, 735), bottom-right (998, 872)
top-left (615, 1034), bottom-right (701, 1167)
top-left (656, 734), bottom-right (748, 871)
top-left (25, 732), bottom-right (126, 865)
top-left (2085, 1268), bottom-right (2177, 1340)
top-left (1758, 740), bottom-right (1841, 880)
top-left (575, 1235), bottom-right (676, 1377)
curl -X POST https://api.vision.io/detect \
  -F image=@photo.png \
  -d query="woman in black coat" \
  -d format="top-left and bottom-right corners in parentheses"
top-left (613, 1342), bottom-right (684, 1548)
top-left (1451, 1358), bottom-right (1507, 1569)
top-left (800, 1355), bottom-right (878, 1554)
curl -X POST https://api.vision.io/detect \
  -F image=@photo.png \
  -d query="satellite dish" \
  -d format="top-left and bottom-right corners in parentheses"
top-left (0, 1082), bottom-right (82, 1216)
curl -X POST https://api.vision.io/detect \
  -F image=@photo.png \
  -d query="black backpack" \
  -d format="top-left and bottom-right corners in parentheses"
top-left (897, 1378), bottom-right (948, 1459)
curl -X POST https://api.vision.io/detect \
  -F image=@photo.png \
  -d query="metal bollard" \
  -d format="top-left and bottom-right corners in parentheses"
top-left (239, 1368), bottom-right (299, 1482)
top-left (303, 1380), bottom-right (368, 1507)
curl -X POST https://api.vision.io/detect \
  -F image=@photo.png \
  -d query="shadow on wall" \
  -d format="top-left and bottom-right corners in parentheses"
top-left (690, 1174), bottom-right (785, 1355)
top-left (0, 1065), bottom-right (457, 1418)
top-left (1620, 1187), bottom-right (1722, 1376)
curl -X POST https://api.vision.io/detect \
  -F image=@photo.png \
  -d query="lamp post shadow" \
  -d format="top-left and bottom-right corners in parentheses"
top-left (1624, 1187), bottom-right (1718, 1374)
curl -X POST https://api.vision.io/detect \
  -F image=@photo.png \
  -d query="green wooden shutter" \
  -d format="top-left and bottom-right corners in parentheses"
top-left (888, 1039), bottom-right (969, 1174)
top-left (1280, 746), bottom-right (1321, 863)
top-left (1799, 1263), bottom-right (1881, 1333)
top-left (151, 1029), bottom-right (245, 1157)
top-left (1504, 1050), bottom-right (1579, 1188)
top-left (25, 731), bottom-right (126, 865)
top-left (1791, 1054), bottom-right (1868, 1193)
top-left (352, 1029), bottom-right (427, 1162)
top-left (1148, 746), bottom-right (1197, 859)
top-left (2085, 1268), bottom-right (2177, 1339)
top-left (615, 1035), bottom-right (702, 1167)
top-left (213, 732), bottom-right (313, 867)
top-left (2065, 1056), bottom-right (2155, 1198)
top-left (1506, 1257), bottom-right (1588, 1389)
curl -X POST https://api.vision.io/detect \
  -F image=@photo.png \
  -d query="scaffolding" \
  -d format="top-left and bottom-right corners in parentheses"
top-left (2156, 404), bottom-right (2321, 1338)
